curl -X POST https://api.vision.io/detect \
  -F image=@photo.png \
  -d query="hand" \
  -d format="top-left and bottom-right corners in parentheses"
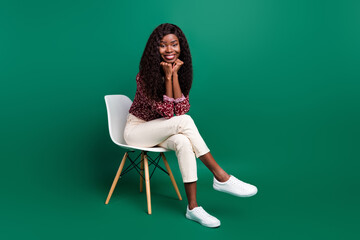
top-left (172, 59), bottom-right (184, 74)
top-left (160, 62), bottom-right (173, 80)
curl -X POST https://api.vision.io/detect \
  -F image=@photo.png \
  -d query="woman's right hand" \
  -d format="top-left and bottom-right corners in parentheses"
top-left (160, 62), bottom-right (173, 81)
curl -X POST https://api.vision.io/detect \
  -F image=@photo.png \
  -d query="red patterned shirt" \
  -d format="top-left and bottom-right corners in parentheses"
top-left (128, 73), bottom-right (190, 121)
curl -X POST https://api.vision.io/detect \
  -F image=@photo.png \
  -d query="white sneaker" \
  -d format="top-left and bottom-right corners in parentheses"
top-left (185, 205), bottom-right (220, 228)
top-left (213, 175), bottom-right (258, 197)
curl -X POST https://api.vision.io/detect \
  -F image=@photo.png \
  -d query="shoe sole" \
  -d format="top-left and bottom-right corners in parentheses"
top-left (185, 213), bottom-right (221, 228)
top-left (213, 185), bottom-right (258, 197)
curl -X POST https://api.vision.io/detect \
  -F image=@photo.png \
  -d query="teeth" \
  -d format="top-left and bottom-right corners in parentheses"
top-left (165, 55), bottom-right (175, 59)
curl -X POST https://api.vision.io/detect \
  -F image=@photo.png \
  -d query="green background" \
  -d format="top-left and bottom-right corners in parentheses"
top-left (1, 0), bottom-right (359, 239)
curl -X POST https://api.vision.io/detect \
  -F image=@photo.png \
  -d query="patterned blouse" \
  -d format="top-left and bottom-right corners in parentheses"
top-left (128, 73), bottom-right (190, 121)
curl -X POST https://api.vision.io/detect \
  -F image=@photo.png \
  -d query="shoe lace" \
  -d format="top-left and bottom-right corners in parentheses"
top-left (230, 177), bottom-right (250, 190)
top-left (195, 207), bottom-right (212, 219)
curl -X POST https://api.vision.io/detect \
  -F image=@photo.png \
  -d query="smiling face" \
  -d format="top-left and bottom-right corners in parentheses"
top-left (159, 34), bottom-right (180, 63)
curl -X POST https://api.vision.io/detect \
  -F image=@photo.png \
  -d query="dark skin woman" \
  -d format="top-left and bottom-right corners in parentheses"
top-left (136, 23), bottom-right (257, 228)
top-left (158, 33), bottom-right (231, 210)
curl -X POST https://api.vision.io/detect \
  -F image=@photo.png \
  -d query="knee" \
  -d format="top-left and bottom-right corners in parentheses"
top-left (177, 114), bottom-right (195, 130)
top-left (172, 134), bottom-right (193, 152)
top-left (179, 114), bottom-right (193, 122)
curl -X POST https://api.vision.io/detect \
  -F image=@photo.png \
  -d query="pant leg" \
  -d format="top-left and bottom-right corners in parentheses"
top-left (157, 134), bottom-right (198, 183)
top-left (124, 113), bottom-right (210, 158)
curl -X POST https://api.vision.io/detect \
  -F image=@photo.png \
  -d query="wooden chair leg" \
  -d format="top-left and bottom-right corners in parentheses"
top-left (160, 153), bottom-right (182, 201)
top-left (143, 154), bottom-right (152, 214)
top-left (140, 152), bottom-right (144, 192)
top-left (105, 152), bottom-right (128, 204)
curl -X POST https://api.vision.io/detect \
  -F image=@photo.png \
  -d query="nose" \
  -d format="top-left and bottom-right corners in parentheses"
top-left (166, 45), bottom-right (172, 52)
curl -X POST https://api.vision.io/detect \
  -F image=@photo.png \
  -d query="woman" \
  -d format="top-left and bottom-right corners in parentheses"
top-left (124, 23), bottom-right (258, 228)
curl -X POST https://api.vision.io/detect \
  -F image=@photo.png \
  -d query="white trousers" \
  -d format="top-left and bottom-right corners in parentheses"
top-left (123, 113), bottom-right (210, 183)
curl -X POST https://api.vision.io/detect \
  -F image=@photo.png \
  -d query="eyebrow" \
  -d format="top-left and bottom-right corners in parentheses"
top-left (160, 40), bottom-right (178, 43)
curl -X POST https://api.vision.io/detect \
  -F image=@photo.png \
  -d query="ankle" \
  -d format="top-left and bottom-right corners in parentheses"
top-left (214, 171), bottom-right (230, 183)
top-left (188, 203), bottom-right (199, 210)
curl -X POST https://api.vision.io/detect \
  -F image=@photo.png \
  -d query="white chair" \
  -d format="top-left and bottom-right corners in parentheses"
top-left (104, 95), bottom-right (182, 214)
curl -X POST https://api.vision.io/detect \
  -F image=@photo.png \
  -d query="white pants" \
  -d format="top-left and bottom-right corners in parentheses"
top-left (123, 113), bottom-right (210, 183)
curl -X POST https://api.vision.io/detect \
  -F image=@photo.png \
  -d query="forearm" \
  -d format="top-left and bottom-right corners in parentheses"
top-left (172, 73), bottom-right (182, 99)
top-left (165, 76), bottom-right (173, 98)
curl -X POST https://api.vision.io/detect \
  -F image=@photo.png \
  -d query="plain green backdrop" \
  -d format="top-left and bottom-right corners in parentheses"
top-left (1, 0), bottom-right (359, 239)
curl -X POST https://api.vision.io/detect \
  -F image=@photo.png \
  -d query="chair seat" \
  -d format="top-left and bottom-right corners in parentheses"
top-left (113, 142), bottom-right (170, 153)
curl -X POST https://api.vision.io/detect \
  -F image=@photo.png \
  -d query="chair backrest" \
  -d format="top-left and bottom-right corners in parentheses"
top-left (104, 95), bottom-right (133, 145)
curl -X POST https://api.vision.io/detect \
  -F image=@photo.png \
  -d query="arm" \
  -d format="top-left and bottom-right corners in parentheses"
top-left (174, 93), bottom-right (190, 115)
top-left (136, 73), bottom-right (174, 119)
top-left (159, 59), bottom-right (190, 116)
top-left (164, 75), bottom-right (173, 98)
top-left (172, 72), bottom-right (182, 99)
top-left (172, 61), bottom-right (190, 115)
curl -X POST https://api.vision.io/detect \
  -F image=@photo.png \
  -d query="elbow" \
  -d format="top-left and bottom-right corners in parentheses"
top-left (163, 110), bottom-right (174, 119)
top-left (164, 113), bottom-right (174, 119)
top-left (175, 105), bottom-right (190, 116)
top-left (155, 103), bottom-right (174, 119)
top-left (175, 110), bottom-right (189, 116)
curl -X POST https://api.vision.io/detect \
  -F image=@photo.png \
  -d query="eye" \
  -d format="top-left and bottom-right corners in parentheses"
top-left (173, 44), bottom-right (178, 47)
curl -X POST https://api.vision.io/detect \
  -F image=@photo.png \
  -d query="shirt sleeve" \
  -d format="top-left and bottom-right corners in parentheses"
top-left (174, 93), bottom-right (190, 116)
top-left (136, 73), bottom-right (174, 119)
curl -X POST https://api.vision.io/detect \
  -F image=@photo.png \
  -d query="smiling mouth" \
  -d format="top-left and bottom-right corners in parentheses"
top-left (164, 54), bottom-right (175, 60)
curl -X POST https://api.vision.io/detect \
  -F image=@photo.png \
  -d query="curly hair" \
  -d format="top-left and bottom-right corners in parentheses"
top-left (139, 23), bottom-right (193, 101)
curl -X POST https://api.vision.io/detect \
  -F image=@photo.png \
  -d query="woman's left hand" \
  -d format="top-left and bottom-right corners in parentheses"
top-left (172, 59), bottom-right (184, 74)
